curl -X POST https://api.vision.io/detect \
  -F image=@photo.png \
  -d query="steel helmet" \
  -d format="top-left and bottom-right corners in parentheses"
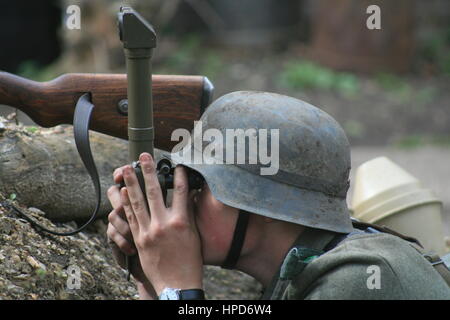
top-left (171, 91), bottom-right (353, 234)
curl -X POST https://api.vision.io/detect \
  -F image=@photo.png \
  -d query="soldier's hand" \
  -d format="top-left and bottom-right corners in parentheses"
top-left (106, 167), bottom-right (151, 287)
top-left (120, 153), bottom-right (203, 296)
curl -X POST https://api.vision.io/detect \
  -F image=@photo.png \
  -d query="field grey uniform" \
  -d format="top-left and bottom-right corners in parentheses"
top-left (263, 227), bottom-right (450, 300)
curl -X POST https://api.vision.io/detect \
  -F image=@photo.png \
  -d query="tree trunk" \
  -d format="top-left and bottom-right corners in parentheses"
top-left (0, 123), bottom-right (131, 222)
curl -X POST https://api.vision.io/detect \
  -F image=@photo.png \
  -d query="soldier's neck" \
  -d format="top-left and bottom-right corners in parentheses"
top-left (235, 221), bottom-right (304, 287)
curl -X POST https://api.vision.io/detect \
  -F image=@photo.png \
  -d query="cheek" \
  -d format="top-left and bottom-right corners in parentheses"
top-left (195, 191), bottom-right (235, 260)
top-left (197, 201), bottom-right (229, 248)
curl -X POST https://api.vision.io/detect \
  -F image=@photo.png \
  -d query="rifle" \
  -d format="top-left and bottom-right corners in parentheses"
top-left (0, 8), bottom-right (212, 238)
top-left (0, 72), bottom-right (213, 151)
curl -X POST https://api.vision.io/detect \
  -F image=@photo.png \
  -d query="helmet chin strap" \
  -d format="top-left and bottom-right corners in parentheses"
top-left (221, 210), bottom-right (250, 269)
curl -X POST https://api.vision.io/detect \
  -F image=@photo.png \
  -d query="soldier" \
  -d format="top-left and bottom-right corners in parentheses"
top-left (106, 91), bottom-right (450, 300)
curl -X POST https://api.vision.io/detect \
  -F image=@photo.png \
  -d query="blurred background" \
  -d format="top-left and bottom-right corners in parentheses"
top-left (0, 0), bottom-right (449, 232)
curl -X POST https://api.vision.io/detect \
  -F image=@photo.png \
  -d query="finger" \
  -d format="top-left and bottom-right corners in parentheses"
top-left (108, 208), bottom-right (133, 242)
top-left (139, 153), bottom-right (166, 219)
top-left (123, 165), bottom-right (151, 228)
top-left (113, 166), bottom-right (125, 184)
top-left (107, 185), bottom-right (123, 210)
top-left (107, 223), bottom-right (136, 256)
top-left (106, 186), bottom-right (128, 223)
top-left (120, 187), bottom-right (140, 237)
top-left (172, 166), bottom-right (189, 215)
top-left (106, 186), bottom-right (128, 224)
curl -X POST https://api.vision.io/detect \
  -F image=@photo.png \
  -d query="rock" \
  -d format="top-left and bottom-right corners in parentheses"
top-left (11, 254), bottom-right (21, 264)
top-left (7, 284), bottom-right (24, 294)
top-left (13, 274), bottom-right (30, 280)
top-left (26, 256), bottom-right (45, 270)
top-left (27, 207), bottom-right (46, 217)
top-left (0, 217), bottom-right (13, 234)
top-left (52, 126), bottom-right (65, 134)
top-left (6, 112), bottom-right (16, 121)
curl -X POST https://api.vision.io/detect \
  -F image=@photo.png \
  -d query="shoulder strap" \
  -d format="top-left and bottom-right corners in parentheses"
top-left (351, 220), bottom-right (423, 248)
top-left (352, 220), bottom-right (450, 287)
top-left (409, 243), bottom-right (450, 287)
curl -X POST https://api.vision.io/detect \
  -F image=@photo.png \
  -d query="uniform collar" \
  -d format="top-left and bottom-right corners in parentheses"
top-left (261, 227), bottom-right (340, 299)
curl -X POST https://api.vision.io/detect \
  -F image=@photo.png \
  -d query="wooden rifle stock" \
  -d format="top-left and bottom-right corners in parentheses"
top-left (0, 72), bottom-right (212, 151)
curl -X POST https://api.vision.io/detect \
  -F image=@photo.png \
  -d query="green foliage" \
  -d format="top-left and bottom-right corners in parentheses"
top-left (9, 193), bottom-right (16, 201)
top-left (334, 73), bottom-right (360, 96)
top-left (375, 72), bottom-right (407, 91)
top-left (375, 72), bottom-right (413, 103)
top-left (165, 34), bottom-right (202, 70)
top-left (278, 60), bottom-right (359, 96)
top-left (280, 61), bottom-right (334, 89)
top-left (420, 28), bottom-right (450, 76)
top-left (25, 127), bottom-right (38, 134)
top-left (157, 33), bottom-right (224, 80)
top-left (200, 51), bottom-right (224, 79)
top-left (36, 268), bottom-right (47, 279)
top-left (394, 135), bottom-right (450, 149)
top-left (343, 120), bottom-right (365, 139)
top-left (375, 74), bottom-right (439, 105)
top-left (415, 86), bottom-right (438, 105)
top-left (279, 61), bottom-right (332, 89)
top-left (16, 61), bottom-right (57, 82)
top-left (441, 54), bottom-right (450, 75)
top-left (395, 135), bottom-right (424, 149)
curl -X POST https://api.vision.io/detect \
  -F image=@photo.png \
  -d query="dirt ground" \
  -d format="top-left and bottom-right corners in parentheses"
top-left (0, 192), bottom-right (263, 300)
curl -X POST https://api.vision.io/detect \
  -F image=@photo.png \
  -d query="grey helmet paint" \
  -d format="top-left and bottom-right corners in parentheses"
top-left (171, 91), bottom-right (353, 234)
